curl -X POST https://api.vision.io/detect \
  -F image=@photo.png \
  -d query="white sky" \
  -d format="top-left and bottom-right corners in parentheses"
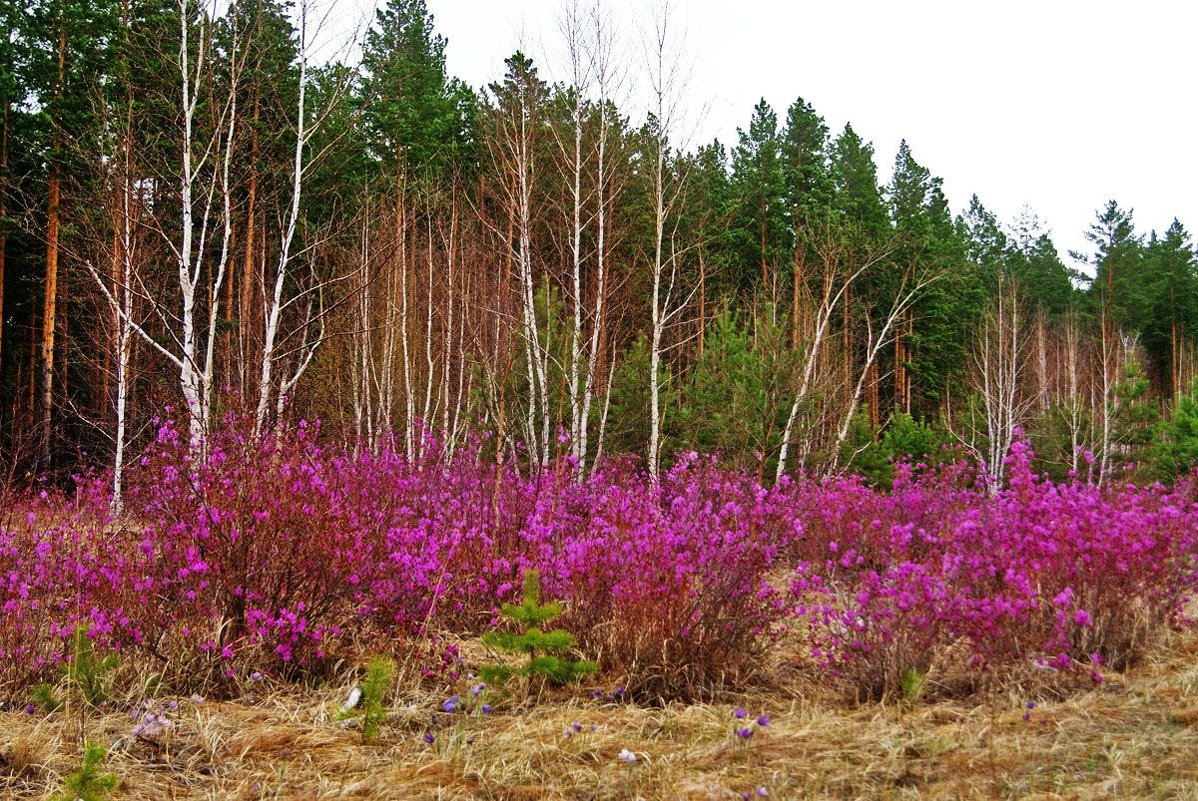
top-left (344, 0), bottom-right (1198, 264)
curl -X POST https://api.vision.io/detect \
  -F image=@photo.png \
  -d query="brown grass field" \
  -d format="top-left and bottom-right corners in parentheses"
top-left (5, 628), bottom-right (1198, 800)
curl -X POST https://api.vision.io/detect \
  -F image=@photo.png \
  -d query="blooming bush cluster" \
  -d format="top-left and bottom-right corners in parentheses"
top-left (789, 441), bottom-right (1198, 696)
top-left (1, 417), bottom-right (1195, 702)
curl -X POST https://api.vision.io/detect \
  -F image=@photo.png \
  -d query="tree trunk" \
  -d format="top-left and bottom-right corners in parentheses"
top-left (40, 20), bottom-right (67, 468)
top-left (238, 94), bottom-right (259, 396)
top-left (842, 282), bottom-right (851, 398)
top-left (40, 164), bottom-right (60, 468)
top-left (791, 239), bottom-right (803, 351)
top-left (0, 94), bottom-right (8, 380)
top-left (893, 310), bottom-right (905, 418)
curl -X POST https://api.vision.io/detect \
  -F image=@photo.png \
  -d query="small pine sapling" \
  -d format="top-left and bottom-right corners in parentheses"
top-left (31, 624), bottom-right (118, 712)
top-left (51, 742), bottom-right (119, 801)
top-left (336, 656), bottom-right (394, 743)
top-left (480, 570), bottom-right (598, 685)
top-left (66, 624), bottom-right (119, 707)
top-left (30, 682), bottom-right (63, 712)
top-left (899, 667), bottom-right (927, 705)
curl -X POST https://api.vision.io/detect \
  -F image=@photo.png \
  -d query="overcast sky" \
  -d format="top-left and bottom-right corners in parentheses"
top-left (346, 0), bottom-right (1197, 264)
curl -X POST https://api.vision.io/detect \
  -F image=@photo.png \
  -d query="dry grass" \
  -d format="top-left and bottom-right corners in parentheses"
top-left (6, 631), bottom-right (1198, 800)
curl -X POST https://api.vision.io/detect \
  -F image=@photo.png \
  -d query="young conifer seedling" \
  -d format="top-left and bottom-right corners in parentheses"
top-left (480, 570), bottom-right (598, 685)
top-left (66, 624), bottom-right (119, 708)
top-left (51, 742), bottom-right (119, 801)
top-left (31, 624), bottom-right (118, 713)
top-left (336, 656), bottom-right (395, 743)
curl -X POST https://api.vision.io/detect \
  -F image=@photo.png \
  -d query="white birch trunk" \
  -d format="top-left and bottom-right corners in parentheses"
top-left (254, 5), bottom-right (307, 437)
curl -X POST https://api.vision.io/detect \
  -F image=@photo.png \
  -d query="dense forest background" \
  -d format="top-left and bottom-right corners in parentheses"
top-left (1, 0), bottom-right (1196, 496)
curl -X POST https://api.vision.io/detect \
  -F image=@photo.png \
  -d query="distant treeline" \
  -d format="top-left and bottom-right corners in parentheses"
top-left (0, 0), bottom-right (1195, 489)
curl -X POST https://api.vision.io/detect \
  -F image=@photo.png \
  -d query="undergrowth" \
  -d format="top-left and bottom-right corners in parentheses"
top-left (0, 417), bottom-right (1195, 702)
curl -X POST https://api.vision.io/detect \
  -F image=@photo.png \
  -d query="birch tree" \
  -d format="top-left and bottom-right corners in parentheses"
top-left (829, 263), bottom-right (940, 472)
top-left (969, 277), bottom-right (1033, 489)
top-left (643, 0), bottom-right (691, 480)
top-left (775, 224), bottom-right (884, 479)
top-left (88, 0), bottom-right (241, 453)
top-left (487, 51), bottom-right (552, 466)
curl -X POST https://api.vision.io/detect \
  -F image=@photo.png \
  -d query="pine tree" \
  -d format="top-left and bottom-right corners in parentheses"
top-left (679, 140), bottom-right (733, 354)
top-left (886, 140), bottom-right (978, 416)
top-left (27, 0), bottom-right (119, 468)
top-left (780, 96), bottom-right (833, 351)
top-left (1142, 221), bottom-right (1198, 397)
top-left (0, 0), bottom-right (18, 385)
top-left (1154, 380), bottom-right (1198, 480)
top-left (1006, 207), bottom-right (1077, 318)
top-left (480, 570), bottom-right (597, 686)
top-left (674, 309), bottom-right (797, 477)
top-left (361, 0), bottom-right (471, 182)
top-left (730, 99), bottom-right (788, 302)
top-left (830, 123), bottom-right (888, 239)
top-left (1109, 359), bottom-right (1159, 478)
top-left (960, 195), bottom-right (1010, 280)
top-left (1074, 200), bottom-right (1145, 330)
top-left (51, 742), bottom-right (119, 801)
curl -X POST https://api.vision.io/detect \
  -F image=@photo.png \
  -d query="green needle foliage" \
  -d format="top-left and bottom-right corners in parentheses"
top-left (66, 624), bottom-right (119, 707)
top-left (30, 681), bottom-right (63, 712)
top-left (31, 624), bottom-right (118, 712)
top-left (1155, 380), bottom-right (1198, 480)
top-left (336, 656), bottom-right (395, 744)
top-left (900, 667), bottom-right (927, 705)
top-left (51, 742), bottom-right (119, 801)
top-left (480, 570), bottom-right (598, 685)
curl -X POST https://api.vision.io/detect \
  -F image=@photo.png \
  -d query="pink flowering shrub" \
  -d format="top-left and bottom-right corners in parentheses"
top-left (1, 420), bottom-right (1196, 702)
top-left (547, 454), bottom-right (804, 695)
top-left (116, 422), bottom-right (797, 695)
top-left (124, 418), bottom-right (381, 682)
top-left (0, 481), bottom-right (144, 694)
top-left (789, 441), bottom-right (1198, 697)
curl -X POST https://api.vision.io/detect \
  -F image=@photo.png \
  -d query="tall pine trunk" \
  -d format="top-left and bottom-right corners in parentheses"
top-left (41, 165), bottom-right (60, 468)
top-left (0, 93), bottom-right (8, 380)
top-left (40, 21), bottom-right (67, 468)
top-left (238, 93), bottom-right (259, 396)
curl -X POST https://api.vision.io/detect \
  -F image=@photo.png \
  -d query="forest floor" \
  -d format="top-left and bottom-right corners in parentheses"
top-left (5, 630), bottom-right (1198, 801)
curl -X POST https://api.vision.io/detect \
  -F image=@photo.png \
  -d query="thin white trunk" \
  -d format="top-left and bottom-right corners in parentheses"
top-left (557, 0), bottom-right (590, 465)
top-left (513, 86), bottom-right (550, 466)
top-left (353, 215), bottom-right (371, 451)
top-left (421, 211), bottom-right (435, 455)
top-left (92, 1), bottom-right (239, 458)
top-left (1098, 308), bottom-right (1114, 485)
top-left (567, 106), bottom-right (584, 459)
top-left (1066, 313), bottom-right (1082, 475)
top-left (646, 3), bottom-right (672, 480)
top-left (441, 199), bottom-right (456, 444)
top-left (254, 7), bottom-right (307, 436)
top-left (112, 132), bottom-right (135, 513)
top-left (400, 189), bottom-right (414, 459)
top-left (178, 0), bottom-right (202, 448)
top-left (578, 7), bottom-right (617, 475)
top-left (776, 246), bottom-right (877, 479)
top-left (974, 280), bottom-right (1029, 490)
top-left (830, 273), bottom-right (934, 469)
top-left (379, 215), bottom-right (398, 446)
top-left (594, 355), bottom-right (615, 469)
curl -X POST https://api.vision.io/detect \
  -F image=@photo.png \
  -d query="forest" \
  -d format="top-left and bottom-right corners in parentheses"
top-left (0, 0), bottom-right (1194, 491)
